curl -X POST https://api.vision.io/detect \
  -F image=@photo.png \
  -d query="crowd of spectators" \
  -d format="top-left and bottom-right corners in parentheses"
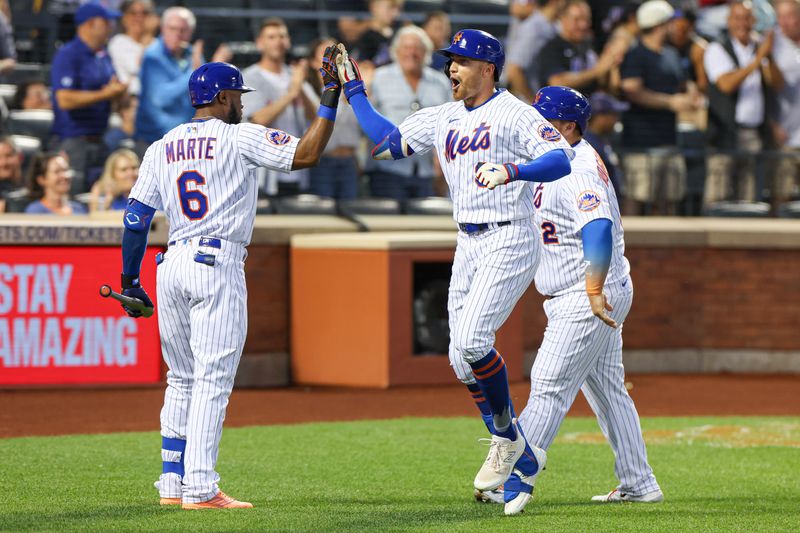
top-left (2, 0), bottom-right (800, 217)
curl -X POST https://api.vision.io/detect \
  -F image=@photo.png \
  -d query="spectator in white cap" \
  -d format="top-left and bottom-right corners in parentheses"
top-left (618, 0), bottom-right (703, 215)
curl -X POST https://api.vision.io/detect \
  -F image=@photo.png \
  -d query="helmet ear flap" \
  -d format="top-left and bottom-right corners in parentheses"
top-left (443, 58), bottom-right (452, 78)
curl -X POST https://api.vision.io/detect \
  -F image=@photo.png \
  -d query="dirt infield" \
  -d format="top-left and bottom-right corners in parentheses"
top-left (1, 374), bottom-right (798, 439)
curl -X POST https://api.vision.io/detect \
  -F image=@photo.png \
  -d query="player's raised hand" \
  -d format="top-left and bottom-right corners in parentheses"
top-left (335, 43), bottom-right (363, 84)
top-left (588, 293), bottom-right (617, 328)
top-left (474, 162), bottom-right (514, 189)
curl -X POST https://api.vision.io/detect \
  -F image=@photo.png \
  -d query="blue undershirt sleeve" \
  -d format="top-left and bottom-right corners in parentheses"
top-left (510, 149), bottom-right (572, 183)
top-left (581, 218), bottom-right (613, 295)
top-left (122, 199), bottom-right (156, 277)
top-left (345, 81), bottom-right (396, 144)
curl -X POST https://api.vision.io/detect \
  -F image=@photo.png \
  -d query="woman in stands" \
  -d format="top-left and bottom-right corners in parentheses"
top-left (89, 148), bottom-right (139, 212)
top-left (25, 152), bottom-right (88, 215)
top-left (108, 0), bottom-right (156, 97)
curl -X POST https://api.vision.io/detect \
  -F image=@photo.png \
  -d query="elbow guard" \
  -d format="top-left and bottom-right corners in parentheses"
top-left (371, 128), bottom-right (415, 160)
top-left (123, 199), bottom-right (156, 232)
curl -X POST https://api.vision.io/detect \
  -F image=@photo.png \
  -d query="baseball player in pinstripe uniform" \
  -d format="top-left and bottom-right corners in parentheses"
top-left (117, 57), bottom-right (342, 509)
top-left (335, 31), bottom-right (575, 507)
top-left (498, 86), bottom-right (663, 515)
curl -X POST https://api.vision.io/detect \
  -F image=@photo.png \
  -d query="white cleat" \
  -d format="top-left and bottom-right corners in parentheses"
top-left (474, 487), bottom-right (504, 505)
top-left (474, 432), bottom-right (526, 491)
top-left (504, 445), bottom-right (547, 516)
top-left (591, 488), bottom-right (664, 503)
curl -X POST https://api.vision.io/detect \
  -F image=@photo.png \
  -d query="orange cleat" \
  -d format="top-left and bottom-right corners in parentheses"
top-left (182, 491), bottom-right (253, 510)
top-left (160, 498), bottom-right (181, 506)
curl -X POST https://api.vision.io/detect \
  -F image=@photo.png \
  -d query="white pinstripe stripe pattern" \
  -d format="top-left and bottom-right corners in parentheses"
top-left (448, 219), bottom-right (538, 380)
top-left (132, 117), bottom-right (297, 502)
top-left (520, 140), bottom-right (659, 496)
top-left (518, 282), bottom-right (659, 495)
top-left (155, 240), bottom-right (248, 503)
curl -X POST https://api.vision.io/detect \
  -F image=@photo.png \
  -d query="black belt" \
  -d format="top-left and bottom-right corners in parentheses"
top-left (458, 221), bottom-right (511, 234)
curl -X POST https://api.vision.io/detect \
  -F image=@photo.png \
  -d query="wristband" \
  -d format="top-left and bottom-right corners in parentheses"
top-left (343, 79), bottom-right (366, 102)
top-left (320, 88), bottom-right (340, 110)
top-left (121, 273), bottom-right (140, 289)
top-left (317, 104), bottom-right (337, 122)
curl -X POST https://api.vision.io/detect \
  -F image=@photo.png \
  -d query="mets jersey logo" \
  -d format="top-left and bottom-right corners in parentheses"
top-left (537, 123), bottom-right (562, 142)
top-left (444, 122), bottom-right (491, 163)
top-left (266, 129), bottom-right (291, 145)
top-left (577, 190), bottom-right (602, 212)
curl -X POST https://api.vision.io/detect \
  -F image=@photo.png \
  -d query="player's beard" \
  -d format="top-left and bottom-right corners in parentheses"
top-left (227, 104), bottom-right (242, 124)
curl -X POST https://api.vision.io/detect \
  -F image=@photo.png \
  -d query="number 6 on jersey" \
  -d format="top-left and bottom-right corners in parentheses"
top-left (177, 170), bottom-right (209, 220)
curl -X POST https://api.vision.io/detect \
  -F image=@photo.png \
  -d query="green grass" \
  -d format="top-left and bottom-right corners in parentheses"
top-left (1, 417), bottom-right (799, 532)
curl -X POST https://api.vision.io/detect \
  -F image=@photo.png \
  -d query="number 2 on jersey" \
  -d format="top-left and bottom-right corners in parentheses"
top-left (177, 170), bottom-right (209, 220)
top-left (541, 221), bottom-right (559, 244)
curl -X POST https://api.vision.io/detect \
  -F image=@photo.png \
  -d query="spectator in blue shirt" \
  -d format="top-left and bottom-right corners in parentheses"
top-left (50, 2), bottom-right (127, 196)
top-left (134, 6), bottom-right (231, 150)
top-left (25, 152), bottom-right (88, 215)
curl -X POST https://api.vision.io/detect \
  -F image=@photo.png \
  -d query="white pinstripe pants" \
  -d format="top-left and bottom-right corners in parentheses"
top-left (154, 239), bottom-right (248, 503)
top-left (448, 219), bottom-right (538, 381)
top-left (518, 280), bottom-right (660, 495)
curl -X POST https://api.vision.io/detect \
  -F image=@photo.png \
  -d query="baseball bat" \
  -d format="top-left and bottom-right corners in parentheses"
top-left (99, 284), bottom-right (154, 318)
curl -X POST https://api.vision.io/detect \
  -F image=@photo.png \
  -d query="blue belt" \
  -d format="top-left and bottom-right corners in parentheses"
top-left (167, 236), bottom-right (222, 249)
top-left (458, 221), bottom-right (511, 234)
top-left (162, 236), bottom-right (221, 267)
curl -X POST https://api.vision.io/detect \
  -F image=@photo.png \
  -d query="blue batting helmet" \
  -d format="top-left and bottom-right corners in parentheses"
top-left (533, 86), bottom-right (592, 134)
top-left (188, 62), bottom-right (254, 107)
top-left (437, 29), bottom-right (505, 79)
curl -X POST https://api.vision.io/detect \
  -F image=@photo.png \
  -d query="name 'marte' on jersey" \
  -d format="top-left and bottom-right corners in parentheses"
top-left (397, 90), bottom-right (574, 224)
top-left (532, 138), bottom-right (630, 297)
top-left (129, 119), bottom-right (300, 245)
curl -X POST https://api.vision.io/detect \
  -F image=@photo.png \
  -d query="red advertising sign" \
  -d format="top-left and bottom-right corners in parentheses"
top-left (0, 246), bottom-right (163, 385)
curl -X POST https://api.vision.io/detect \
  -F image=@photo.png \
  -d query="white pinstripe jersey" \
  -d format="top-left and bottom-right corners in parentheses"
top-left (130, 118), bottom-right (299, 245)
top-left (399, 89), bottom-right (573, 223)
top-left (532, 139), bottom-right (630, 296)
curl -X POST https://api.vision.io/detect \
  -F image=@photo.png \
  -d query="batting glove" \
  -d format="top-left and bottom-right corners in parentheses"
top-left (121, 274), bottom-right (154, 319)
top-left (335, 43), bottom-right (366, 102)
top-left (474, 162), bottom-right (518, 189)
top-left (318, 44), bottom-right (341, 109)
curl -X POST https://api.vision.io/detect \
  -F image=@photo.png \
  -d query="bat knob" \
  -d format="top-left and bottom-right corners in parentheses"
top-left (99, 285), bottom-right (112, 298)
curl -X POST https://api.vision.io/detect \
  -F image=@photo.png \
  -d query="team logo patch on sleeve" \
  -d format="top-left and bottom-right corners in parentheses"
top-left (577, 190), bottom-right (602, 212)
top-left (266, 129), bottom-right (291, 145)
top-left (537, 123), bottom-right (562, 142)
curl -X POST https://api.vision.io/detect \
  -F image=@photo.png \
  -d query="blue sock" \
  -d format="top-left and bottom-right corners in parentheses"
top-left (469, 349), bottom-right (517, 440)
top-left (162, 436), bottom-right (186, 477)
top-left (466, 383), bottom-right (495, 434)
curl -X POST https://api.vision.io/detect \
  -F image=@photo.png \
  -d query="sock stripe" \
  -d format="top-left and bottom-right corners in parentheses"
top-left (473, 358), bottom-right (505, 380)
top-left (471, 350), bottom-right (500, 374)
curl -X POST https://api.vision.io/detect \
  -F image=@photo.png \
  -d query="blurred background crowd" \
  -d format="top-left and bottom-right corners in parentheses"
top-left (1, 0), bottom-right (800, 217)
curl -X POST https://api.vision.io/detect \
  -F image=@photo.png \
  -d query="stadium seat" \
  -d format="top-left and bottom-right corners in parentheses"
top-left (404, 196), bottom-right (453, 215)
top-left (338, 197), bottom-right (402, 215)
top-left (322, 0), bottom-right (368, 10)
top-left (777, 201), bottom-right (800, 218)
top-left (7, 110), bottom-right (54, 144)
top-left (0, 84), bottom-right (15, 108)
top-left (273, 194), bottom-right (338, 215)
top-left (703, 200), bottom-right (771, 218)
top-left (3, 188), bottom-right (32, 213)
top-left (73, 192), bottom-right (93, 210)
top-left (404, 0), bottom-right (447, 11)
top-left (449, 0), bottom-right (508, 15)
top-left (256, 196), bottom-right (274, 215)
top-left (0, 63), bottom-right (50, 85)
